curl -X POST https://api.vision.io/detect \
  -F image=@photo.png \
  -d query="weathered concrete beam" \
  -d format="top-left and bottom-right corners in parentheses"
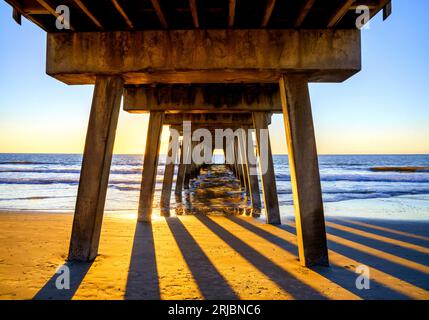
top-left (124, 85), bottom-right (281, 113)
top-left (46, 29), bottom-right (361, 85)
top-left (163, 113), bottom-right (255, 125)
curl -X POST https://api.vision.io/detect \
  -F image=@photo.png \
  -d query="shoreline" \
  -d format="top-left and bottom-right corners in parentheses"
top-left (2, 193), bottom-right (428, 222)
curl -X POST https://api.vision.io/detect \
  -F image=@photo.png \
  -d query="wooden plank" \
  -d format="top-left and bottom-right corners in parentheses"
top-left (111, 0), bottom-right (134, 29)
top-left (189, 0), bottom-right (199, 28)
top-left (261, 0), bottom-right (276, 27)
top-left (228, 0), bottom-right (236, 27)
top-left (160, 127), bottom-right (179, 215)
top-left (294, 0), bottom-right (315, 27)
top-left (46, 29), bottom-right (362, 85)
top-left (68, 76), bottom-right (123, 261)
top-left (327, 0), bottom-right (355, 28)
top-left (138, 111), bottom-right (164, 222)
top-left (72, 0), bottom-right (103, 30)
top-left (279, 74), bottom-right (329, 267)
top-left (7, 0), bottom-right (47, 15)
top-left (34, 0), bottom-right (59, 17)
top-left (151, 0), bottom-right (168, 29)
top-left (252, 112), bottom-right (281, 225)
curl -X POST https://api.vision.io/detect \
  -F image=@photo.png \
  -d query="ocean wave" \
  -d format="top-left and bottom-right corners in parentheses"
top-left (277, 188), bottom-right (429, 197)
top-left (321, 175), bottom-right (429, 183)
top-left (0, 178), bottom-right (79, 185)
top-left (278, 190), bottom-right (429, 205)
top-left (2, 172), bottom-right (429, 186)
top-left (0, 168), bottom-right (142, 175)
top-left (275, 173), bottom-right (429, 183)
top-left (370, 166), bottom-right (429, 172)
top-left (0, 161), bottom-right (57, 165)
top-left (0, 176), bottom-right (165, 186)
top-left (109, 185), bottom-right (141, 191)
top-left (0, 196), bottom-right (72, 201)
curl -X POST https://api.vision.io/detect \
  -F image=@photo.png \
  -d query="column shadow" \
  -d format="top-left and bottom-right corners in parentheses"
top-left (325, 225), bottom-right (429, 267)
top-left (228, 216), bottom-right (411, 300)
top-left (33, 261), bottom-right (93, 300)
top-left (334, 218), bottom-right (429, 240)
top-left (195, 214), bottom-right (327, 300)
top-left (332, 218), bottom-right (429, 246)
top-left (125, 222), bottom-right (160, 299)
top-left (166, 217), bottom-right (239, 299)
top-left (279, 220), bottom-right (429, 293)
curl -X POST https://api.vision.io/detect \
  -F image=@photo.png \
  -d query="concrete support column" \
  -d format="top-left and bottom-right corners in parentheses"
top-left (138, 111), bottom-right (164, 222)
top-left (279, 74), bottom-right (329, 267)
top-left (161, 126), bottom-right (180, 216)
top-left (184, 141), bottom-right (195, 189)
top-left (234, 138), bottom-right (244, 188)
top-left (68, 76), bottom-right (123, 261)
top-left (223, 144), bottom-right (233, 175)
top-left (175, 140), bottom-right (185, 196)
top-left (238, 129), bottom-right (250, 198)
top-left (243, 130), bottom-right (262, 214)
top-left (252, 112), bottom-right (281, 225)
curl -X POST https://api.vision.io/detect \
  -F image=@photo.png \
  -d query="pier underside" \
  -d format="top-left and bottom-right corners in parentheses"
top-left (3, 0), bottom-right (393, 270)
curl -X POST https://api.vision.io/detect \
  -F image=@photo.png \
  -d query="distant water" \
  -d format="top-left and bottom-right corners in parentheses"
top-left (0, 154), bottom-right (428, 219)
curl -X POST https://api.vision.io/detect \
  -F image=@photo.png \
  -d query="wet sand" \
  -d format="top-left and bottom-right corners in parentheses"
top-left (0, 165), bottom-right (428, 300)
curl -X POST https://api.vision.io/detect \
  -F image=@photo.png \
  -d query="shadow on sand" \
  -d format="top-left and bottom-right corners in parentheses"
top-left (125, 222), bottom-right (160, 299)
top-left (33, 261), bottom-right (93, 300)
top-left (33, 165), bottom-right (429, 300)
top-left (166, 217), bottom-right (238, 299)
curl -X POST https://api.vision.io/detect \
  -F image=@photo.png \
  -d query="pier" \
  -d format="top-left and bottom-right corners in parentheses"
top-left (4, 0), bottom-right (393, 271)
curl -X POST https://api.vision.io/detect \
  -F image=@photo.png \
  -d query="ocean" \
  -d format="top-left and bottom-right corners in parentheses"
top-left (0, 154), bottom-right (428, 220)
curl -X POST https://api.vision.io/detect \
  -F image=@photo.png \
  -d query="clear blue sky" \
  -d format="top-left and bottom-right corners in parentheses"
top-left (0, 1), bottom-right (428, 154)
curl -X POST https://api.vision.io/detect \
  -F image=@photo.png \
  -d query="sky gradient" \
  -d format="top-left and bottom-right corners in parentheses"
top-left (0, 1), bottom-right (428, 155)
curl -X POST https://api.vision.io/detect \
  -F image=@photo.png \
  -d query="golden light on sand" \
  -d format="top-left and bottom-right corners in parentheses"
top-left (1, 213), bottom-right (429, 300)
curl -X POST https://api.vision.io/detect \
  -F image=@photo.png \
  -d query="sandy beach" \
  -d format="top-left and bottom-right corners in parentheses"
top-left (1, 163), bottom-right (429, 300)
top-left (1, 0), bottom-right (428, 307)
top-left (0, 210), bottom-right (428, 300)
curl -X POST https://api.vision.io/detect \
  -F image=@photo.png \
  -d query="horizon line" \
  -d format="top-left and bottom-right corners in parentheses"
top-left (0, 152), bottom-right (428, 156)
